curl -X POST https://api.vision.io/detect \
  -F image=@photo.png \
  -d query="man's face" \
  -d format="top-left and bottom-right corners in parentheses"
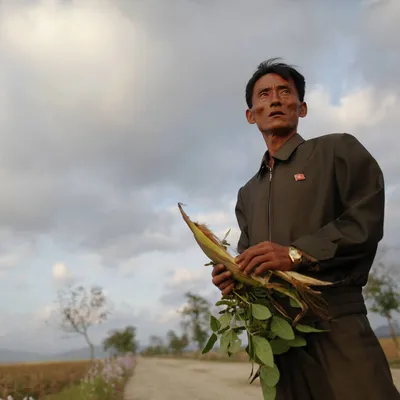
top-left (246, 73), bottom-right (307, 136)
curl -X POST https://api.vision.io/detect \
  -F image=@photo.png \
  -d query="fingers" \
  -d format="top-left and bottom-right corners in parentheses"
top-left (242, 253), bottom-right (273, 275)
top-left (211, 264), bottom-right (234, 294)
top-left (236, 242), bottom-right (272, 268)
top-left (254, 261), bottom-right (278, 275)
top-left (221, 283), bottom-right (235, 296)
top-left (212, 270), bottom-right (232, 287)
top-left (219, 280), bottom-right (234, 290)
top-left (211, 263), bottom-right (226, 277)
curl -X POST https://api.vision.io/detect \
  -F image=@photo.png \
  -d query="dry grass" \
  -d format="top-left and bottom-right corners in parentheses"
top-left (0, 360), bottom-right (91, 399)
top-left (379, 337), bottom-right (399, 361)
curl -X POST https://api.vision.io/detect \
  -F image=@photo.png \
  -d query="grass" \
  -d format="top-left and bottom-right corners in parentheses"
top-left (43, 385), bottom-right (83, 400)
top-left (0, 355), bottom-right (135, 399)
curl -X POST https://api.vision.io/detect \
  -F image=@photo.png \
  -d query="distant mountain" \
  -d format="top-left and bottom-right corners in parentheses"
top-left (0, 348), bottom-right (44, 364)
top-left (46, 345), bottom-right (114, 362)
top-left (0, 345), bottom-right (114, 364)
top-left (374, 322), bottom-right (400, 338)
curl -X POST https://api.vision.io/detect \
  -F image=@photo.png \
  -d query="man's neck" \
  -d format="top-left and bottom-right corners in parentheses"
top-left (263, 130), bottom-right (297, 166)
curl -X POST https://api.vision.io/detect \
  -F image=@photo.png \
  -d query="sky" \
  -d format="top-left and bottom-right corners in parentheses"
top-left (0, 0), bottom-right (399, 354)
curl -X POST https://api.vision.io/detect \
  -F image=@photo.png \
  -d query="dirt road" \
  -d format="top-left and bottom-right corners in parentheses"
top-left (124, 357), bottom-right (400, 400)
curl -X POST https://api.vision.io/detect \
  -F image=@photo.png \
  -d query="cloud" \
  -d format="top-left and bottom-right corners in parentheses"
top-left (0, 0), bottom-right (370, 266)
top-left (52, 263), bottom-right (75, 285)
top-left (168, 268), bottom-right (208, 286)
top-left (0, 0), bottom-right (397, 267)
top-left (354, 0), bottom-right (400, 91)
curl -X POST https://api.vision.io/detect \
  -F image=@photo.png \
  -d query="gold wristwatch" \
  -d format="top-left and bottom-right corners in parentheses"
top-left (288, 246), bottom-right (303, 264)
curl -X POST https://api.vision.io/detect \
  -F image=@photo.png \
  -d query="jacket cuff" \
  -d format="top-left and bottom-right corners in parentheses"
top-left (292, 235), bottom-right (337, 261)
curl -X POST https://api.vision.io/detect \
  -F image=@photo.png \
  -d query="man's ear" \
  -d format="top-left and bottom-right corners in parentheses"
top-left (299, 102), bottom-right (308, 118)
top-left (246, 108), bottom-right (256, 124)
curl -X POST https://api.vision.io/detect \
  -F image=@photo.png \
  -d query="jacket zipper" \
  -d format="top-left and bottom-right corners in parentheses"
top-left (267, 166), bottom-right (273, 241)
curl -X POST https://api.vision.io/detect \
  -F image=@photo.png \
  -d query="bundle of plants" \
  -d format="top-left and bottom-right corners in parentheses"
top-left (178, 203), bottom-right (333, 400)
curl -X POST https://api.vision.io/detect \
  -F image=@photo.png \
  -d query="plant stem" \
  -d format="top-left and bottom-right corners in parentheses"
top-left (233, 290), bottom-right (250, 305)
top-left (236, 311), bottom-right (255, 336)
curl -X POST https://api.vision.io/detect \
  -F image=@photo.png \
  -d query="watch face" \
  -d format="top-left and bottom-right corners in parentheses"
top-left (289, 247), bottom-right (301, 261)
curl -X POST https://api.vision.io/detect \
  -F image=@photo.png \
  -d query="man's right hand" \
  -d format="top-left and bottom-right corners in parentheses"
top-left (211, 264), bottom-right (235, 295)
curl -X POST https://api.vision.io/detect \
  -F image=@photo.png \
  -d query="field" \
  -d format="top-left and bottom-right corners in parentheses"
top-left (0, 360), bottom-right (91, 399)
top-left (0, 354), bottom-right (135, 400)
top-left (379, 337), bottom-right (400, 362)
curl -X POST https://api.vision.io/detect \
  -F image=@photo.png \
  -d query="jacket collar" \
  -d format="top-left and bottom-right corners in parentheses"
top-left (256, 133), bottom-right (305, 179)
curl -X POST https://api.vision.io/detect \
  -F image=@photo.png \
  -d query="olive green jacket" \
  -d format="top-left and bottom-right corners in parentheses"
top-left (235, 133), bottom-right (384, 296)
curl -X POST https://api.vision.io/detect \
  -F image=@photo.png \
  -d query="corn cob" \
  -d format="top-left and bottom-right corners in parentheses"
top-left (178, 203), bottom-right (331, 287)
top-left (178, 202), bottom-right (333, 320)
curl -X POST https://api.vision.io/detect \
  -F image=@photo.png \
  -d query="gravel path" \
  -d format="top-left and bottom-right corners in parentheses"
top-left (124, 357), bottom-right (400, 400)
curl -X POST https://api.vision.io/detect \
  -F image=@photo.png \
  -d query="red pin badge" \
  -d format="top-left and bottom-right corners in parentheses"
top-left (294, 173), bottom-right (305, 181)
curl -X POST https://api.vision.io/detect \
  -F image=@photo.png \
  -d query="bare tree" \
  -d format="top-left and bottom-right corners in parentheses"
top-left (55, 285), bottom-right (111, 360)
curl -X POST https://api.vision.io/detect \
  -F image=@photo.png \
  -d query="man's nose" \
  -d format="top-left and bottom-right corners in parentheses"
top-left (270, 99), bottom-right (282, 107)
top-left (270, 90), bottom-right (281, 106)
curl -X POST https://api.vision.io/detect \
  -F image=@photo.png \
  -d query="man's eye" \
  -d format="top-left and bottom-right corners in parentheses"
top-left (282, 89), bottom-right (290, 94)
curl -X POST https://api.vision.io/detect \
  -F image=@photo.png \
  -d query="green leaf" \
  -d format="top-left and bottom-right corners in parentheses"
top-left (271, 316), bottom-right (295, 340)
top-left (254, 298), bottom-right (270, 307)
top-left (219, 313), bottom-right (232, 329)
top-left (246, 332), bottom-right (255, 361)
top-left (295, 324), bottom-right (329, 333)
top-left (220, 329), bottom-right (233, 353)
top-left (260, 364), bottom-right (280, 387)
top-left (252, 335), bottom-right (274, 368)
top-left (274, 286), bottom-right (304, 309)
top-left (217, 326), bottom-right (230, 335)
top-left (228, 330), bottom-right (241, 353)
top-left (215, 299), bottom-right (235, 307)
top-left (222, 228), bottom-right (231, 242)
top-left (229, 337), bottom-right (242, 353)
top-left (202, 333), bottom-right (218, 354)
top-left (235, 307), bottom-right (246, 315)
top-left (266, 331), bottom-right (277, 340)
top-left (270, 339), bottom-right (290, 355)
top-left (220, 329), bottom-right (242, 355)
top-left (289, 297), bottom-right (302, 308)
top-left (260, 375), bottom-right (277, 400)
top-left (210, 315), bottom-right (221, 332)
top-left (287, 336), bottom-right (307, 347)
top-left (251, 303), bottom-right (272, 320)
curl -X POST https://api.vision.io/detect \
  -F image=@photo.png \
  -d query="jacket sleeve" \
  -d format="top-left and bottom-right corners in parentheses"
top-left (235, 187), bottom-right (250, 254)
top-left (291, 133), bottom-right (385, 270)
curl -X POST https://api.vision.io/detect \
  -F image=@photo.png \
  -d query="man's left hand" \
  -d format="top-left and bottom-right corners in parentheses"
top-left (235, 241), bottom-right (295, 276)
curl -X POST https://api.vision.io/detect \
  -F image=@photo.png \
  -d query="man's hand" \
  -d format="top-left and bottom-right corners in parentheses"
top-left (235, 241), bottom-right (295, 276)
top-left (212, 264), bottom-right (235, 296)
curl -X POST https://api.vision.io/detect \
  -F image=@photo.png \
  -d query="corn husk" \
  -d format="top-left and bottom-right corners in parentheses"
top-left (177, 202), bottom-right (333, 321)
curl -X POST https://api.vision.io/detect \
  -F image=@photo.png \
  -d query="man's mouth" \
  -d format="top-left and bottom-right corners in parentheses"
top-left (269, 111), bottom-right (285, 117)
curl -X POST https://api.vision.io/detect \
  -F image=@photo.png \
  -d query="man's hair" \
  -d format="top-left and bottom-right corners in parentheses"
top-left (245, 58), bottom-right (306, 108)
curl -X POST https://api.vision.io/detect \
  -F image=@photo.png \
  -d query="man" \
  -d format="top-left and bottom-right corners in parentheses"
top-left (211, 59), bottom-right (399, 399)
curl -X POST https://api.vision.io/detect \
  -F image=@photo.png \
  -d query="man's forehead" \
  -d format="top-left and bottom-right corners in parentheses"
top-left (255, 73), bottom-right (293, 89)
